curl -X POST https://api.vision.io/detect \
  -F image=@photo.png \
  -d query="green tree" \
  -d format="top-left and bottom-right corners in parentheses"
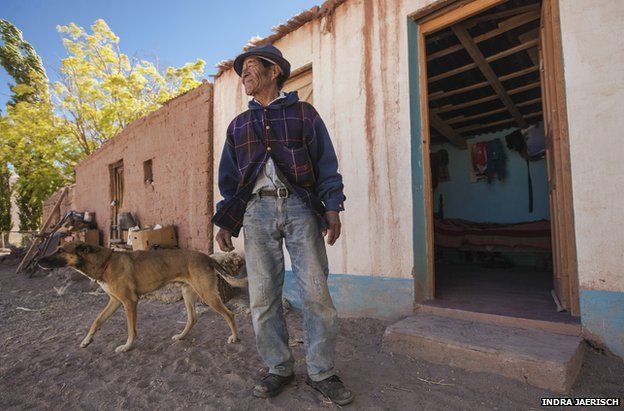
top-left (1, 18), bottom-right (206, 231)
top-left (53, 19), bottom-right (205, 155)
top-left (0, 96), bottom-right (75, 230)
top-left (0, 161), bottom-right (11, 242)
top-left (0, 19), bottom-right (58, 231)
top-left (0, 19), bottom-right (49, 106)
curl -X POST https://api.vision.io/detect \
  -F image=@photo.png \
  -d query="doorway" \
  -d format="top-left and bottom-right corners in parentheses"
top-left (410, 0), bottom-right (579, 321)
top-left (109, 159), bottom-right (124, 243)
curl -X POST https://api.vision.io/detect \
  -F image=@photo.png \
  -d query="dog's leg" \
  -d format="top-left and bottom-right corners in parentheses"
top-left (189, 266), bottom-right (239, 343)
top-left (201, 294), bottom-right (239, 344)
top-left (81, 296), bottom-right (121, 348)
top-left (172, 284), bottom-right (198, 341)
top-left (115, 299), bottom-right (138, 353)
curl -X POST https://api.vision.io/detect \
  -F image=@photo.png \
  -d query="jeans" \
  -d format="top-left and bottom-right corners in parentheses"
top-left (243, 193), bottom-right (338, 381)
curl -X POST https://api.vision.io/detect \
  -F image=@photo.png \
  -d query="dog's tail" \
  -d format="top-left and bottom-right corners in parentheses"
top-left (209, 258), bottom-right (248, 288)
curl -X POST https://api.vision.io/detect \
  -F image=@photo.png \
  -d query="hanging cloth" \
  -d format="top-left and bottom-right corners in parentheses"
top-left (472, 142), bottom-right (488, 174)
top-left (505, 129), bottom-right (534, 213)
top-left (526, 158), bottom-right (534, 213)
top-left (486, 138), bottom-right (507, 183)
top-left (525, 121), bottom-right (546, 159)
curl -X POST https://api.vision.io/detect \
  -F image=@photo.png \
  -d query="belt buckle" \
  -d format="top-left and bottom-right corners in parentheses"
top-left (276, 187), bottom-right (289, 198)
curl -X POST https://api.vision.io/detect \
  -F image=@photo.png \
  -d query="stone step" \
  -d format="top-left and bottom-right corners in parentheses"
top-left (382, 313), bottom-right (585, 392)
top-left (416, 304), bottom-right (582, 336)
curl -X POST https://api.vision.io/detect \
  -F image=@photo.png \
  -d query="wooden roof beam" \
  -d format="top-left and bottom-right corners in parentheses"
top-left (429, 65), bottom-right (538, 101)
top-left (448, 99), bottom-right (543, 125)
top-left (466, 3), bottom-right (540, 26)
top-left (430, 112), bottom-right (468, 149)
top-left (519, 29), bottom-right (540, 66)
top-left (517, 97), bottom-right (542, 107)
top-left (428, 38), bottom-right (538, 83)
top-left (452, 22), bottom-right (528, 128)
top-left (456, 111), bottom-right (542, 134)
top-left (434, 94), bottom-right (499, 113)
top-left (428, 62), bottom-right (477, 84)
top-left (429, 80), bottom-right (491, 101)
top-left (447, 106), bottom-right (508, 124)
top-left (432, 81), bottom-right (540, 113)
top-left (427, 11), bottom-right (540, 61)
top-left (507, 81), bottom-right (541, 95)
top-left (486, 38), bottom-right (539, 63)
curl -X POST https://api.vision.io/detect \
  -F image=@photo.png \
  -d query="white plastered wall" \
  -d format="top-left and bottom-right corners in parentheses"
top-left (559, 0), bottom-right (624, 292)
top-left (212, 0), bottom-right (443, 278)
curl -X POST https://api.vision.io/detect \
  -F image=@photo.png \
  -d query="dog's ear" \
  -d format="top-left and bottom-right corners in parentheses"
top-left (76, 243), bottom-right (94, 254)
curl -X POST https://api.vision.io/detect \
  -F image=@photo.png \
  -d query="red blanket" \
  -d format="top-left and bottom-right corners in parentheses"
top-left (434, 218), bottom-right (552, 251)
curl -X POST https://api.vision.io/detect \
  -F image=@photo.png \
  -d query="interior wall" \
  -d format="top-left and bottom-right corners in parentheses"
top-left (432, 128), bottom-right (550, 223)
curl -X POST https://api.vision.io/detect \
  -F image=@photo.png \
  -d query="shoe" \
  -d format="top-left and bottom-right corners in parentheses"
top-left (252, 373), bottom-right (295, 398)
top-left (306, 375), bottom-right (354, 405)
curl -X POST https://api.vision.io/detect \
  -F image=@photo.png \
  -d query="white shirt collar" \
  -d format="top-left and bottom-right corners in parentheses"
top-left (252, 91), bottom-right (286, 106)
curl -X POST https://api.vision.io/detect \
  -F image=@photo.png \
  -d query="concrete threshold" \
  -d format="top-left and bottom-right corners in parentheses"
top-left (382, 313), bottom-right (585, 392)
top-left (417, 304), bottom-right (581, 336)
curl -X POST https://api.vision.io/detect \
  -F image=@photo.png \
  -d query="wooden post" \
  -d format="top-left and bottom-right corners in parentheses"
top-left (15, 187), bottom-right (68, 274)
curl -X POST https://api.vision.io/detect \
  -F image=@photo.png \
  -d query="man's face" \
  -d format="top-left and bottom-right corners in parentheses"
top-left (241, 56), bottom-right (279, 96)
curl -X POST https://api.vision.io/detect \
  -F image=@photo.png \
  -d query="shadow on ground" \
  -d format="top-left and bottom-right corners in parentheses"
top-left (0, 260), bottom-right (622, 410)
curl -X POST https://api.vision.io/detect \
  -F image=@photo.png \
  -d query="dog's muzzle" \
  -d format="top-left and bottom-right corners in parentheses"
top-left (38, 255), bottom-right (68, 269)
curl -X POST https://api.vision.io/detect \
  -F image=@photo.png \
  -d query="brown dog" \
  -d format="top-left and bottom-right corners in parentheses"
top-left (39, 241), bottom-right (248, 353)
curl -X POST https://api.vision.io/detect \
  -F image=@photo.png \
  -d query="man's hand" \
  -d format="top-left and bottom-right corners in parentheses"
top-left (322, 211), bottom-right (341, 246)
top-left (216, 228), bottom-right (235, 252)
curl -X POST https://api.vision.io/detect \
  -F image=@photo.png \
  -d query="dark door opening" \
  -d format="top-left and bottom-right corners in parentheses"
top-left (416, 0), bottom-right (578, 323)
top-left (109, 160), bottom-right (124, 244)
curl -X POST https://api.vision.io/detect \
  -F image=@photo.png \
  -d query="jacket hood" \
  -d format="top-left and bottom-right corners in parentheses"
top-left (248, 90), bottom-right (300, 110)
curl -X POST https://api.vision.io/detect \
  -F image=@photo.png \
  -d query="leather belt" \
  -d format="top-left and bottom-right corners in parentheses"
top-left (257, 187), bottom-right (290, 198)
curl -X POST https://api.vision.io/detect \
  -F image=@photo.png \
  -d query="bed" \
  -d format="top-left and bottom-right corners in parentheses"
top-left (434, 218), bottom-right (552, 252)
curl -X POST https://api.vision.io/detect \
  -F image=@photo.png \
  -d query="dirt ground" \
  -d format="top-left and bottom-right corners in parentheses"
top-left (1, 258), bottom-right (622, 410)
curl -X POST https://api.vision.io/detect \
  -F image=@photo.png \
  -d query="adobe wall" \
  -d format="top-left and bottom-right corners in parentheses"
top-left (42, 185), bottom-right (75, 229)
top-left (74, 81), bottom-right (214, 253)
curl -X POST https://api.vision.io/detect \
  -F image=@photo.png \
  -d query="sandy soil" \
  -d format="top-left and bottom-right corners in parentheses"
top-left (1, 258), bottom-right (622, 410)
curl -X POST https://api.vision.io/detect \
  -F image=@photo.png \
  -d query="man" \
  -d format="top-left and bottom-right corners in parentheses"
top-left (211, 44), bottom-right (352, 406)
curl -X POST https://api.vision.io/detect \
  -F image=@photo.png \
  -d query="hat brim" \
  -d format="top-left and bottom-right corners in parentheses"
top-left (233, 51), bottom-right (291, 80)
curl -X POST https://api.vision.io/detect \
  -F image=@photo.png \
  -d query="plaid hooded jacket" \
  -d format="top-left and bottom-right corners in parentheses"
top-left (211, 91), bottom-right (346, 236)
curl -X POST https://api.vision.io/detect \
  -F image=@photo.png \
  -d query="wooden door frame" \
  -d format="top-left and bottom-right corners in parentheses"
top-left (539, 0), bottom-right (580, 315)
top-left (109, 159), bottom-right (124, 243)
top-left (408, 0), bottom-right (580, 314)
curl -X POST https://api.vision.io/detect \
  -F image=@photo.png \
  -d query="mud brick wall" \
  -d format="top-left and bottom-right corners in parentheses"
top-left (74, 82), bottom-right (214, 253)
top-left (42, 185), bottom-right (75, 228)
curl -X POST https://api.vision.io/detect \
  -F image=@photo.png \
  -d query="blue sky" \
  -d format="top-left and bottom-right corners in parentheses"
top-left (0, 0), bottom-right (320, 108)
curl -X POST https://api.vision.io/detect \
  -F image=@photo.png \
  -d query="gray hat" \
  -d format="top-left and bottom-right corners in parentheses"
top-left (233, 44), bottom-right (291, 80)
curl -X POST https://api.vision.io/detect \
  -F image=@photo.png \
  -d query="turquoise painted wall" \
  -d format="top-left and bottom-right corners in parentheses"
top-left (580, 289), bottom-right (624, 358)
top-left (433, 128), bottom-right (550, 223)
top-left (283, 271), bottom-right (415, 320)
